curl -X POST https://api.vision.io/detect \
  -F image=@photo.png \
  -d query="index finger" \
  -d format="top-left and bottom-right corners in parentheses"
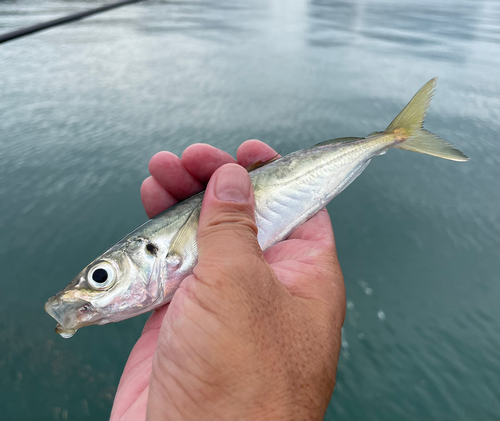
top-left (142, 144), bottom-right (236, 218)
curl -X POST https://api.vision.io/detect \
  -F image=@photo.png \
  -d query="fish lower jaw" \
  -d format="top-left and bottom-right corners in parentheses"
top-left (55, 324), bottom-right (77, 339)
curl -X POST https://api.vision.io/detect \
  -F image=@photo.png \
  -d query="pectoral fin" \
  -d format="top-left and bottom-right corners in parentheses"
top-left (166, 204), bottom-right (201, 269)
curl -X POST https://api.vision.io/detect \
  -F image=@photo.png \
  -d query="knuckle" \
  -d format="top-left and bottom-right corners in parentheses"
top-left (206, 206), bottom-right (257, 230)
top-left (199, 208), bottom-right (260, 248)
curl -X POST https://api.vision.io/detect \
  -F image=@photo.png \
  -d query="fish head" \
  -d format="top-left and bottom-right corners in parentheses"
top-left (44, 236), bottom-right (166, 338)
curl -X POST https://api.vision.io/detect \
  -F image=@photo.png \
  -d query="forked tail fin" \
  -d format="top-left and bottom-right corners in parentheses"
top-left (386, 78), bottom-right (469, 162)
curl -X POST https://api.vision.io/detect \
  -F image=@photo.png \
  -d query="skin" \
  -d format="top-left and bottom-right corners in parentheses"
top-left (110, 140), bottom-right (346, 421)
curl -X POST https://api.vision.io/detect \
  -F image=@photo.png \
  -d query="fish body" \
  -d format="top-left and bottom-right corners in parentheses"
top-left (45, 78), bottom-right (468, 338)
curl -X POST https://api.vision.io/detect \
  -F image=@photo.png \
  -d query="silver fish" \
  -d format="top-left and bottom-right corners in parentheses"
top-left (45, 78), bottom-right (468, 338)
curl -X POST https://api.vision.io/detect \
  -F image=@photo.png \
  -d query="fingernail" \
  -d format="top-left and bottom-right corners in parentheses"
top-left (214, 165), bottom-right (251, 203)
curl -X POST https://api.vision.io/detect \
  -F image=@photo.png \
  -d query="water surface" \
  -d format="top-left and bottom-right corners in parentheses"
top-left (0, 0), bottom-right (499, 419)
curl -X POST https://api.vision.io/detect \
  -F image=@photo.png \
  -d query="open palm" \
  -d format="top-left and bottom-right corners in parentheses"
top-left (110, 140), bottom-right (344, 421)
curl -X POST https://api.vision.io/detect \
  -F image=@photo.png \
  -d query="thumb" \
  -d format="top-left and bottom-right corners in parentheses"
top-left (197, 164), bottom-right (263, 273)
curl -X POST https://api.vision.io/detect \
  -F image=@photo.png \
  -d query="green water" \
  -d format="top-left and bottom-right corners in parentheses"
top-left (0, 0), bottom-right (499, 419)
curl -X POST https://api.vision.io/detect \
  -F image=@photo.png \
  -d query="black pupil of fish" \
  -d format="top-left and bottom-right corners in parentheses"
top-left (92, 268), bottom-right (108, 283)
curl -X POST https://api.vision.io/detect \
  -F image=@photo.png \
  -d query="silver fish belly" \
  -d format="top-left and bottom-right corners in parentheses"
top-left (45, 78), bottom-right (468, 337)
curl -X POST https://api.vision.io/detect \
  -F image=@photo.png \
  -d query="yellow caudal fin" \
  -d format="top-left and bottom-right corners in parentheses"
top-left (386, 78), bottom-right (469, 162)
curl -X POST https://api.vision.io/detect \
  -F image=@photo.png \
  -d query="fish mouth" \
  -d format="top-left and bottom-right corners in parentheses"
top-left (44, 296), bottom-right (92, 338)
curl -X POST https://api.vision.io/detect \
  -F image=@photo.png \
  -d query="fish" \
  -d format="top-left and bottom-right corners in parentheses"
top-left (45, 78), bottom-right (468, 338)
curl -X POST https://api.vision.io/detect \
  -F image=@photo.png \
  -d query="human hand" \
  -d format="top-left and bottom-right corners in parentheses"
top-left (110, 140), bottom-right (345, 421)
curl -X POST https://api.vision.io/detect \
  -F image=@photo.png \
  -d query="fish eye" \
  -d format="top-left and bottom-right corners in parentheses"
top-left (88, 262), bottom-right (116, 290)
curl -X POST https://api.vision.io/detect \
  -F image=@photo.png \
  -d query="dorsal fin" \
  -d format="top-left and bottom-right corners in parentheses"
top-left (245, 153), bottom-right (281, 172)
top-left (314, 137), bottom-right (364, 147)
